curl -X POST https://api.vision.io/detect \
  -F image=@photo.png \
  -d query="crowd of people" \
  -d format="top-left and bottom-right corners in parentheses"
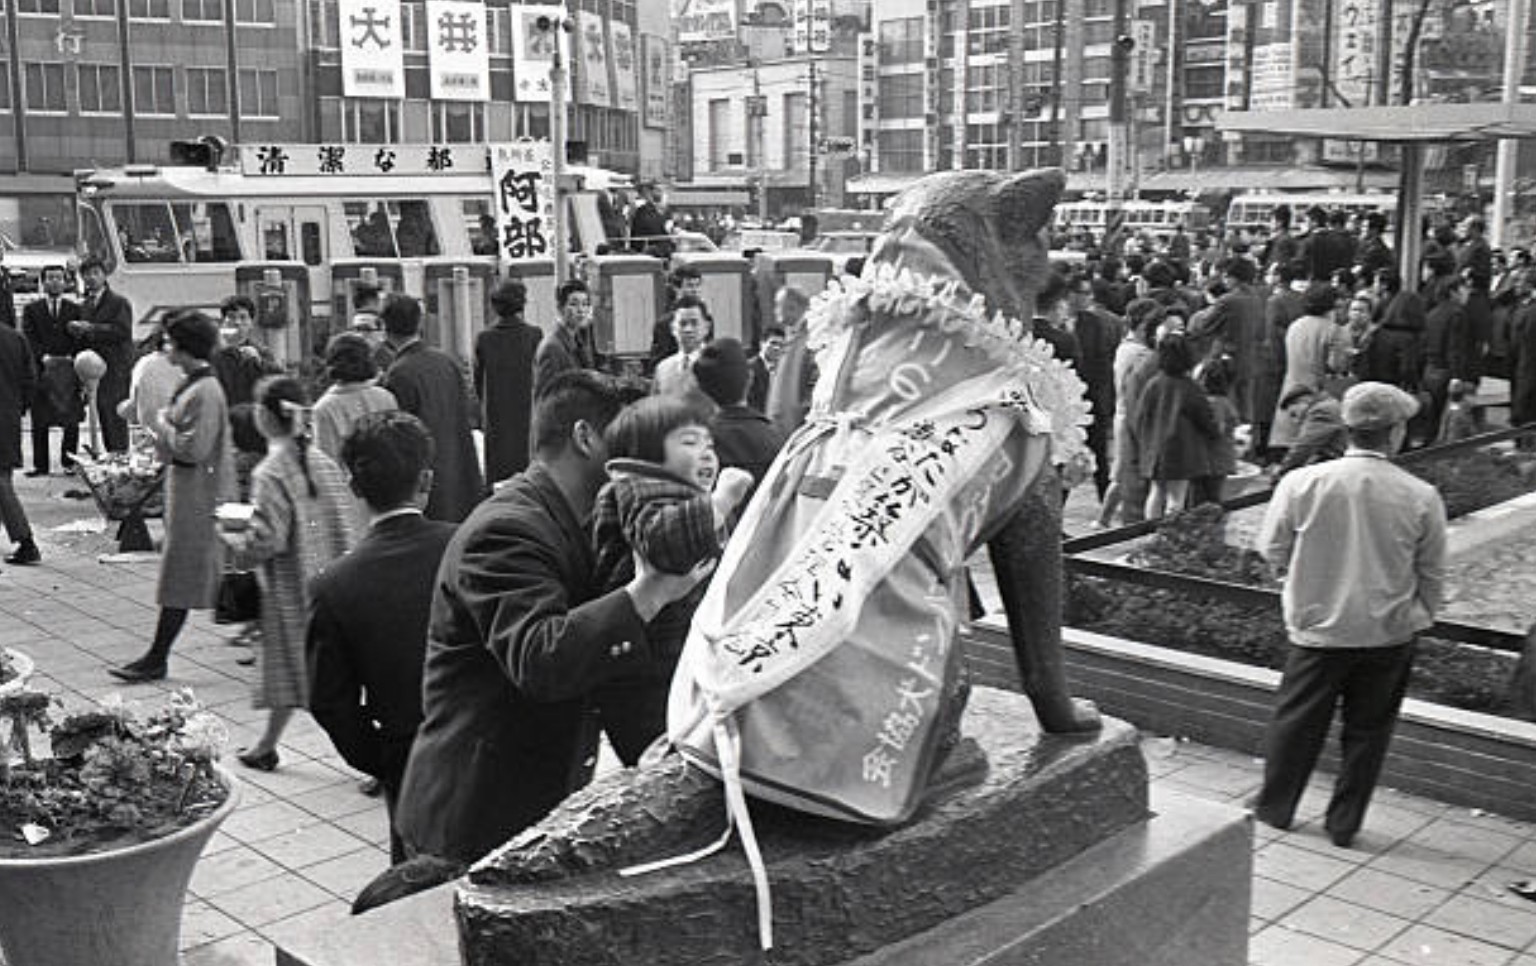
top-left (0, 197), bottom-right (1518, 900)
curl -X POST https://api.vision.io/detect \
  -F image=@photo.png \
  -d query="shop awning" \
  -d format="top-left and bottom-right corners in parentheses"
top-left (1218, 103), bottom-right (1536, 143)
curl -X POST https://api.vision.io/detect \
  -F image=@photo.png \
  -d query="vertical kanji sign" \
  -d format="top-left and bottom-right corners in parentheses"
top-left (510, 3), bottom-right (567, 103)
top-left (339, 0), bottom-right (404, 98)
top-left (490, 141), bottom-right (555, 265)
top-left (639, 33), bottom-right (668, 129)
top-left (426, 0), bottom-right (489, 101)
top-left (575, 10), bottom-right (612, 107)
top-left (609, 20), bottom-right (638, 112)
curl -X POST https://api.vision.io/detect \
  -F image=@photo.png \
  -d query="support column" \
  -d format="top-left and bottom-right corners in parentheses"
top-left (1492, 0), bottom-right (1530, 248)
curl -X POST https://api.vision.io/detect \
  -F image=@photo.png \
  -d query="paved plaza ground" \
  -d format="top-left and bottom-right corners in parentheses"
top-left (3, 470), bottom-right (1536, 966)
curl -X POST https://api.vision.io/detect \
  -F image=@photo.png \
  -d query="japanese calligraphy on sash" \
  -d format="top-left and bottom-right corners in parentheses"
top-left (574, 10), bottom-right (611, 107)
top-left (339, 0), bottom-right (404, 98)
top-left (609, 20), bottom-right (638, 113)
top-left (489, 141), bottom-right (554, 264)
top-left (426, 0), bottom-right (489, 101)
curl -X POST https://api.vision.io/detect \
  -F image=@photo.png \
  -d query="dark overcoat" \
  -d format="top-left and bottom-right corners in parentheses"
top-left (0, 324), bottom-right (34, 469)
top-left (382, 340), bottom-right (485, 523)
top-left (1134, 371), bottom-right (1221, 482)
top-left (473, 315), bottom-right (542, 484)
top-left (394, 464), bottom-right (651, 864)
top-left (20, 297), bottom-right (82, 428)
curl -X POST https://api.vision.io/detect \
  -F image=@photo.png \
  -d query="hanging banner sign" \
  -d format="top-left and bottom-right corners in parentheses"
top-left (510, 4), bottom-right (566, 103)
top-left (808, 0), bottom-right (831, 52)
top-left (792, 0), bottom-right (809, 53)
top-left (339, 0), bottom-right (404, 98)
top-left (425, 0), bottom-right (490, 101)
top-left (640, 33), bottom-right (669, 128)
top-left (610, 20), bottom-right (638, 112)
top-left (1130, 19), bottom-right (1157, 94)
top-left (490, 141), bottom-right (555, 264)
top-left (575, 10), bottom-right (612, 107)
top-left (671, 0), bottom-right (735, 43)
top-left (238, 143), bottom-right (482, 177)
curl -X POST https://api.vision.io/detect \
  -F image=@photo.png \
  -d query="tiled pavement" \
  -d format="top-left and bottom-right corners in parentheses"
top-left (4, 470), bottom-right (1536, 965)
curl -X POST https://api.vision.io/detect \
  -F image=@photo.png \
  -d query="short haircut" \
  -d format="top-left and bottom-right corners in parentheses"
top-left (1376, 268), bottom-right (1402, 293)
top-left (775, 286), bottom-right (810, 314)
top-left (1366, 212), bottom-right (1388, 234)
top-left (1124, 297), bottom-right (1168, 342)
top-left (163, 308), bottom-right (220, 361)
top-left (671, 265), bottom-right (701, 285)
top-left (1199, 355), bottom-right (1234, 395)
top-left (341, 410), bottom-right (436, 511)
top-left (1271, 205), bottom-right (1292, 229)
top-left (80, 255), bottom-right (108, 276)
top-left (557, 279), bottom-right (589, 308)
top-left (353, 282), bottom-right (382, 310)
top-left (1223, 257), bottom-right (1256, 284)
top-left (490, 278), bottom-right (528, 318)
top-left (1302, 282), bottom-right (1337, 316)
top-left (604, 394), bottom-right (713, 465)
top-left (1156, 333), bottom-right (1195, 375)
top-left (762, 325), bottom-right (786, 341)
top-left (1035, 269), bottom-right (1070, 314)
top-left (532, 369), bottom-right (627, 455)
top-left (41, 264), bottom-right (67, 280)
top-left (228, 402), bottom-right (268, 456)
top-left (1464, 216), bottom-right (1486, 234)
top-left (1141, 260), bottom-right (1176, 290)
top-left (1329, 209), bottom-right (1349, 228)
top-left (1307, 205), bottom-right (1329, 226)
top-left (324, 332), bottom-right (378, 384)
top-left (1347, 423), bottom-right (1395, 451)
top-left (671, 294), bottom-right (712, 321)
top-left (380, 294), bottom-right (423, 338)
top-left (221, 294), bottom-right (256, 318)
top-left (1278, 259), bottom-right (1308, 284)
top-left (843, 256), bottom-right (865, 278)
top-left (693, 337), bottom-right (751, 407)
top-left (1279, 383), bottom-right (1316, 408)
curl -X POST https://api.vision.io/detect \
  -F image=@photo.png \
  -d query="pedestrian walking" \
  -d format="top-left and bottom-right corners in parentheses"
top-left (1253, 382), bottom-right (1447, 848)
top-left (474, 279), bottom-right (542, 485)
top-left (0, 316), bottom-right (39, 566)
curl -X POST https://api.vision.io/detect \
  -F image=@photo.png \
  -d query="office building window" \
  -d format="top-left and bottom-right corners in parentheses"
top-left (130, 0), bottom-right (168, 17)
top-left (74, 0), bottom-right (117, 17)
top-left (344, 97), bottom-right (400, 142)
top-left (186, 66), bottom-right (227, 115)
top-left (403, 2), bottom-right (427, 52)
top-left (488, 6), bottom-right (510, 55)
top-left (783, 91), bottom-right (807, 169)
top-left (964, 62), bottom-right (1003, 113)
top-left (0, 65), bottom-right (11, 110)
top-left (878, 129), bottom-right (923, 173)
top-left (16, 0), bottom-right (61, 13)
top-left (1185, 66), bottom-right (1224, 100)
top-left (133, 65), bottom-right (176, 115)
top-left (432, 101), bottom-right (483, 142)
top-left (77, 63), bottom-right (122, 113)
top-left (23, 62), bottom-right (65, 112)
top-left (239, 68), bottom-right (279, 117)
top-left (181, 0), bottom-right (220, 21)
top-left (708, 97), bottom-right (730, 170)
top-left (877, 17), bottom-right (922, 65)
top-left (235, 0), bottom-right (273, 23)
top-left (878, 73), bottom-right (922, 119)
top-left (966, 4), bottom-right (1009, 56)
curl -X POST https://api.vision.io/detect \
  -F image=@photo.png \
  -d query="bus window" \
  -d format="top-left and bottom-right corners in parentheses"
top-left (263, 220), bottom-right (291, 260)
top-left (78, 202), bottom-right (116, 274)
top-left (390, 200), bottom-right (439, 257)
top-left (464, 198), bottom-right (496, 255)
top-left (346, 202), bottom-right (398, 257)
top-left (111, 202), bottom-right (181, 263)
top-left (300, 221), bottom-right (323, 266)
top-left (172, 203), bottom-right (241, 262)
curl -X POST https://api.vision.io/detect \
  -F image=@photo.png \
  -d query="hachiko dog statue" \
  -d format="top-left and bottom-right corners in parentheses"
top-left (456, 169), bottom-right (1146, 965)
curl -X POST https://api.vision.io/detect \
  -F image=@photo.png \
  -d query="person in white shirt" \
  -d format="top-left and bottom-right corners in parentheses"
top-left (1252, 381), bottom-right (1447, 848)
top-left (651, 296), bottom-right (711, 398)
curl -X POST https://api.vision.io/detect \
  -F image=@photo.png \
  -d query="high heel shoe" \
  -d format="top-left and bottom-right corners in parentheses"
top-left (108, 659), bottom-right (167, 683)
top-left (237, 748), bottom-right (279, 772)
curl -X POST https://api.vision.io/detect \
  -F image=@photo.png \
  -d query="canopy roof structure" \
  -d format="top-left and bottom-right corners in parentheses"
top-left (1218, 103), bottom-right (1536, 143)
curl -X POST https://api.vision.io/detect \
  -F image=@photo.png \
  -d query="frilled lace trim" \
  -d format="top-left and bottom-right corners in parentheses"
top-left (803, 263), bottom-right (1096, 484)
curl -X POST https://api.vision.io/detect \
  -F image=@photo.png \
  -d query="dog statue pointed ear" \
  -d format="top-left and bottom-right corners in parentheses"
top-left (995, 169), bottom-right (1066, 245)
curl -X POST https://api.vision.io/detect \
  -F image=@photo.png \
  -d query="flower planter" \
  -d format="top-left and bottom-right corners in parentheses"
top-left (0, 768), bottom-right (239, 966)
top-left (968, 618), bottom-right (1536, 822)
top-left (0, 648), bottom-right (34, 698)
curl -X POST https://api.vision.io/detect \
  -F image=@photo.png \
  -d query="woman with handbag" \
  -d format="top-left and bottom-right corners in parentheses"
top-left (110, 310), bottom-right (232, 682)
top-left (221, 377), bottom-right (356, 771)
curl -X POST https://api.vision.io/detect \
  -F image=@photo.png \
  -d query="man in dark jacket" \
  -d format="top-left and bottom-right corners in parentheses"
top-left (20, 264), bottom-right (81, 475)
top-left (70, 257), bottom-right (134, 452)
top-left (628, 182), bottom-right (672, 257)
top-left (0, 318), bottom-right (38, 565)
top-left (474, 279), bottom-right (542, 485)
top-left (1070, 274), bottom-right (1121, 499)
top-left (211, 295), bottom-right (281, 408)
top-left (380, 295), bottom-right (485, 522)
top-left (693, 337), bottom-right (785, 493)
top-left (533, 280), bottom-right (596, 401)
top-left (308, 411), bottom-right (456, 863)
top-left (394, 370), bottom-right (712, 865)
top-left (1189, 257), bottom-right (1266, 425)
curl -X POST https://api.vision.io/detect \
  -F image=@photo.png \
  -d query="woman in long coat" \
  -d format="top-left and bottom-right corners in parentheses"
top-left (110, 310), bottom-right (231, 682)
top-left (1135, 333), bottom-right (1220, 519)
top-left (226, 376), bottom-right (356, 771)
top-left (474, 279), bottom-right (542, 485)
top-left (1270, 283), bottom-right (1352, 449)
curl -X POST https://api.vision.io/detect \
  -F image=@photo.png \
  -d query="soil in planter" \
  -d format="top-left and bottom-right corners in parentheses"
top-left (1405, 447), bottom-right (1536, 518)
top-left (1066, 504), bottom-right (1524, 720)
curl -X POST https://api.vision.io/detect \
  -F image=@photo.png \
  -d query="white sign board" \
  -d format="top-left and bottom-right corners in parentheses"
top-left (610, 20), bottom-right (638, 112)
top-left (1224, 1), bottom-right (1248, 111)
top-left (339, 0), bottom-right (404, 98)
top-left (1249, 42), bottom-right (1294, 111)
top-left (239, 143), bottom-right (478, 177)
top-left (640, 33), bottom-right (669, 129)
top-left (1331, 0), bottom-right (1376, 106)
top-left (671, 0), bottom-right (735, 43)
top-left (808, 0), bottom-right (831, 53)
top-left (490, 141), bottom-right (555, 264)
top-left (1130, 20), bottom-right (1157, 94)
top-left (426, 0), bottom-right (489, 101)
top-left (575, 10), bottom-right (611, 107)
top-left (510, 4), bottom-right (569, 103)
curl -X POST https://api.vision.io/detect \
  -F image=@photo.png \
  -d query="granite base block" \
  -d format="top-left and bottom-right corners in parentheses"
top-left (843, 791), bottom-right (1253, 966)
top-left (271, 878), bottom-right (461, 966)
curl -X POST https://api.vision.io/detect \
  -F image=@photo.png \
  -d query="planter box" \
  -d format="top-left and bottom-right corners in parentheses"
top-left (969, 616), bottom-right (1536, 822)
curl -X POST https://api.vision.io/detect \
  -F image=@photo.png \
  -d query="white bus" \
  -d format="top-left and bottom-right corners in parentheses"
top-left (1054, 199), bottom-right (1213, 239)
top-left (74, 143), bottom-right (626, 342)
top-left (1224, 191), bottom-right (1399, 234)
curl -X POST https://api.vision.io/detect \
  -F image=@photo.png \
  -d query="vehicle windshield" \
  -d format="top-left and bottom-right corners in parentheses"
top-left (813, 235), bottom-right (872, 254)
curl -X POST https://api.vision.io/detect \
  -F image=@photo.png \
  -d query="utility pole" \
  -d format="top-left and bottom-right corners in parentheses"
top-left (1107, 0), bottom-right (1132, 207)
top-left (1492, 0), bottom-right (1530, 248)
top-left (807, 60), bottom-right (819, 212)
top-left (749, 66), bottom-right (768, 222)
top-left (540, 9), bottom-right (572, 284)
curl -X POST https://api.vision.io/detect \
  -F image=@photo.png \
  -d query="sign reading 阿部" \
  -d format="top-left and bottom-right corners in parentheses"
top-left (490, 141), bottom-right (555, 264)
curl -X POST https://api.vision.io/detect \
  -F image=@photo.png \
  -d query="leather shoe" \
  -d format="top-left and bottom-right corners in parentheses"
top-left (108, 661), bottom-right (167, 683)
top-left (237, 748), bottom-right (279, 772)
top-left (24, 469), bottom-right (48, 478)
top-left (5, 542), bottom-right (40, 566)
top-left (1327, 827), bottom-right (1356, 849)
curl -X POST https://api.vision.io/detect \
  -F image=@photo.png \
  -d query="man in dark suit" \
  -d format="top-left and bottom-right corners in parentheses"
top-left (379, 295), bottom-right (485, 522)
top-left (394, 370), bottom-right (712, 865)
top-left (20, 265), bottom-right (82, 475)
top-left (70, 257), bottom-right (134, 452)
top-left (627, 182), bottom-right (672, 257)
top-left (307, 411), bottom-right (457, 863)
top-left (0, 316), bottom-right (39, 565)
top-left (473, 279), bottom-right (542, 485)
top-left (693, 337), bottom-right (785, 493)
top-left (533, 280), bottom-right (596, 401)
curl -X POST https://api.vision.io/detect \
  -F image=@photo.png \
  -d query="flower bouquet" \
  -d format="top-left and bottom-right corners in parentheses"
top-left (72, 442), bottom-right (166, 523)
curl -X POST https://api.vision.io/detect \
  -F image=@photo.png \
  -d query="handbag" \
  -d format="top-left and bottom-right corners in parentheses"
top-left (214, 570), bottom-right (260, 625)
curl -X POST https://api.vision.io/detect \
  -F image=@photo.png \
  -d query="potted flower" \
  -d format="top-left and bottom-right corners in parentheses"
top-left (0, 675), bottom-right (237, 966)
